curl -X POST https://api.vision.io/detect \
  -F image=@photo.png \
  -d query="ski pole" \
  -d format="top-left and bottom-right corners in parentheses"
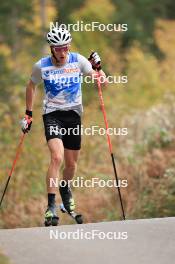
top-left (96, 73), bottom-right (126, 220)
top-left (0, 133), bottom-right (26, 209)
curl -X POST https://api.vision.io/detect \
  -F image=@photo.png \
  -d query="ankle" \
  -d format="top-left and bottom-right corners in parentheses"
top-left (48, 193), bottom-right (56, 208)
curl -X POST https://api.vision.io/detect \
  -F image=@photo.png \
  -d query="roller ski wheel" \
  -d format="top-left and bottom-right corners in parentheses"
top-left (44, 207), bottom-right (59, 227)
top-left (75, 214), bottom-right (83, 224)
top-left (60, 203), bottom-right (83, 224)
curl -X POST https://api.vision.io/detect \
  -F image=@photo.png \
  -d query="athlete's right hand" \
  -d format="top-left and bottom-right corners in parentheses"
top-left (20, 110), bottom-right (33, 133)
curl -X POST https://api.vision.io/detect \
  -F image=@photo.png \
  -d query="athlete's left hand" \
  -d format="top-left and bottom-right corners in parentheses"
top-left (88, 51), bottom-right (102, 71)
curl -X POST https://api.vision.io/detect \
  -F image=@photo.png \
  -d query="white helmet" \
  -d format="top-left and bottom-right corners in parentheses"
top-left (47, 27), bottom-right (72, 46)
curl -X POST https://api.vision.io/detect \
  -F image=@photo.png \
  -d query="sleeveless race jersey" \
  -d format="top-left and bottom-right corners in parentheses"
top-left (30, 52), bottom-right (92, 115)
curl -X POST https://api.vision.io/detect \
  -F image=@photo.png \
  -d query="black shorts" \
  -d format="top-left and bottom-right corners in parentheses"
top-left (43, 110), bottom-right (81, 150)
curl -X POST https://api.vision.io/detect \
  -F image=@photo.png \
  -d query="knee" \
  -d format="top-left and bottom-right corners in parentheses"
top-left (65, 162), bottom-right (77, 174)
top-left (51, 153), bottom-right (63, 166)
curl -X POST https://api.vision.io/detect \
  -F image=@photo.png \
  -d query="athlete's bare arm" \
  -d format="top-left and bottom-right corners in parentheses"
top-left (26, 79), bottom-right (36, 111)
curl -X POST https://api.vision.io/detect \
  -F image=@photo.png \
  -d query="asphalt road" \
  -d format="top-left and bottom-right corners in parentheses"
top-left (0, 217), bottom-right (174, 264)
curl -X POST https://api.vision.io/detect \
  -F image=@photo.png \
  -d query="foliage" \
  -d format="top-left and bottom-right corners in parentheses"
top-left (111, 0), bottom-right (175, 54)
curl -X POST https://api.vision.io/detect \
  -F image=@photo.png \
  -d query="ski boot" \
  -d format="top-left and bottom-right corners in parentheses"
top-left (59, 184), bottom-right (75, 213)
top-left (59, 184), bottom-right (83, 224)
top-left (44, 205), bottom-right (59, 226)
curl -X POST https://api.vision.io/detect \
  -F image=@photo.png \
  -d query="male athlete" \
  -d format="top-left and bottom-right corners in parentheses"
top-left (21, 27), bottom-right (105, 226)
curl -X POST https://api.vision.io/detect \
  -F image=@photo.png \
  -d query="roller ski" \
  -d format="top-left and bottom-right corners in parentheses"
top-left (59, 184), bottom-right (83, 224)
top-left (44, 206), bottom-right (59, 226)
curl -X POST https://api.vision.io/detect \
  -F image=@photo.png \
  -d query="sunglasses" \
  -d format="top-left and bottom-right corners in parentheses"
top-left (52, 46), bottom-right (69, 52)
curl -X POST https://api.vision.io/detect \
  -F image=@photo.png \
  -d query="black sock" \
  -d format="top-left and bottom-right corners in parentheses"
top-left (48, 193), bottom-right (56, 208)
